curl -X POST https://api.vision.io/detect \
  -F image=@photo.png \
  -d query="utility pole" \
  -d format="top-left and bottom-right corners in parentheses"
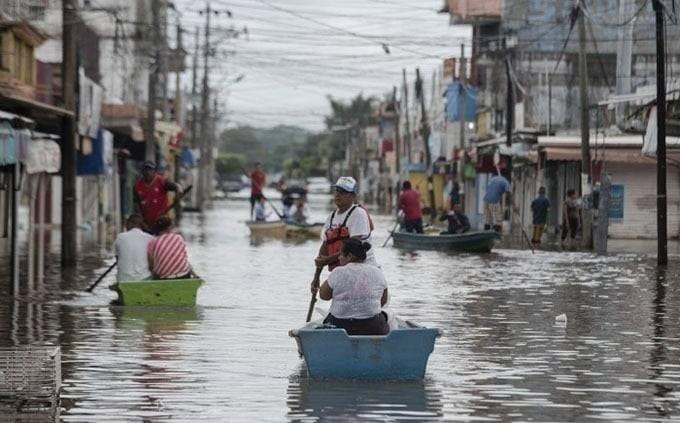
top-left (547, 71), bottom-right (552, 136)
top-left (459, 44), bottom-right (467, 162)
top-left (578, 1), bottom-right (593, 248)
top-left (392, 86), bottom-right (401, 175)
top-left (145, 0), bottom-right (161, 162)
top-left (198, 1), bottom-right (212, 209)
top-left (61, 0), bottom-right (78, 266)
top-left (190, 27), bottom-right (199, 149)
top-left (653, 0), bottom-right (667, 265)
top-left (161, 2), bottom-right (170, 121)
top-left (402, 68), bottom-right (412, 163)
top-left (504, 55), bottom-right (513, 148)
top-left (415, 68), bottom-right (436, 220)
top-left (616, 0), bottom-right (634, 126)
top-left (578, 2), bottom-right (592, 189)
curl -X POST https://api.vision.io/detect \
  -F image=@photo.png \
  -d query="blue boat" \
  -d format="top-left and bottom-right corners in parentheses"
top-left (391, 230), bottom-right (498, 253)
top-left (289, 319), bottom-right (441, 380)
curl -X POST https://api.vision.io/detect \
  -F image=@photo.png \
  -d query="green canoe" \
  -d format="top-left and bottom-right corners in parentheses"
top-left (116, 279), bottom-right (203, 306)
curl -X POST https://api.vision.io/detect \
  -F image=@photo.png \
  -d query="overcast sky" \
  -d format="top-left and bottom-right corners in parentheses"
top-left (176, 0), bottom-right (470, 131)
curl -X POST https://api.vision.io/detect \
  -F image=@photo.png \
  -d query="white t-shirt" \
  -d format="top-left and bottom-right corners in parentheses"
top-left (328, 262), bottom-right (387, 319)
top-left (322, 204), bottom-right (377, 265)
top-left (114, 228), bottom-right (153, 282)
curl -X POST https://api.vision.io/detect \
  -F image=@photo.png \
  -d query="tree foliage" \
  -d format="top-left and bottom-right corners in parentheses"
top-left (215, 153), bottom-right (246, 180)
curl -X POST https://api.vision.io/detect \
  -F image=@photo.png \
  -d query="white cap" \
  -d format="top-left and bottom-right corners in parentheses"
top-left (334, 176), bottom-right (357, 193)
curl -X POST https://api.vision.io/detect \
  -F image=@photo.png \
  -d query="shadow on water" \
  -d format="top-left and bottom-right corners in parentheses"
top-left (648, 266), bottom-right (676, 418)
top-left (286, 367), bottom-right (443, 421)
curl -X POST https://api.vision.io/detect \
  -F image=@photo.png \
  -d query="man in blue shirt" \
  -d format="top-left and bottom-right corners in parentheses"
top-left (530, 186), bottom-right (550, 244)
top-left (483, 172), bottom-right (511, 232)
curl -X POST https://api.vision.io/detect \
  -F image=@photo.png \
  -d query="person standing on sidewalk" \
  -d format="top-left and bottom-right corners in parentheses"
top-left (398, 180), bottom-right (423, 234)
top-left (483, 171), bottom-right (511, 232)
top-left (250, 162), bottom-right (266, 220)
top-left (530, 186), bottom-right (550, 245)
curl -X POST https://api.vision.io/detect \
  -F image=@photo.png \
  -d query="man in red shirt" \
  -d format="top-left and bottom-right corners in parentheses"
top-left (134, 161), bottom-right (182, 231)
top-left (250, 162), bottom-right (266, 219)
top-left (398, 180), bottom-right (423, 233)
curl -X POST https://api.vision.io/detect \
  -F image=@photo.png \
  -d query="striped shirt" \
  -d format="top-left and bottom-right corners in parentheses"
top-left (147, 232), bottom-right (191, 278)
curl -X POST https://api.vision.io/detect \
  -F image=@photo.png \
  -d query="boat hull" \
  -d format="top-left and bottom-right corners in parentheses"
top-left (117, 279), bottom-right (202, 306)
top-left (286, 222), bottom-right (323, 238)
top-left (392, 230), bottom-right (498, 252)
top-left (289, 321), bottom-right (441, 380)
top-left (246, 220), bottom-right (287, 237)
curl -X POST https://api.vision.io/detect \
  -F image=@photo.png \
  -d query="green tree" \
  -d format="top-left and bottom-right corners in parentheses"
top-left (215, 153), bottom-right (246, 180)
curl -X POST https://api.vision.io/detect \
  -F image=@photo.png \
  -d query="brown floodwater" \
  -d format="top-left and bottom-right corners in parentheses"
top-left (1, 197), bottom-right (679, 421)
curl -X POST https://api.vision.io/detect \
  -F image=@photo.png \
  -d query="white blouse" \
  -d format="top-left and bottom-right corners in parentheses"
top-left (327, 262), bottom-right (387, 319)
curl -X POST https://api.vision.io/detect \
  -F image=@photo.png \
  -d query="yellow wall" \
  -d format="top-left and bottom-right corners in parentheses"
top-left (404, 171), bottom-right (446, 210)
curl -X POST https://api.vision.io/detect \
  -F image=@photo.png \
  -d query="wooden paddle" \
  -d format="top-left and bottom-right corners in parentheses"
top-left (238, 165), bottom-right (284, 219)
top-left (306, 267), bottom-right (323, 322)
top-left (85, 260), bottom-right (117, 292)
top-left (511, 200), bottom-right (535, 254)
top-left (86, 185), bottom-right (193, 293)
top-left (382, 219), bottom-right (401, 248)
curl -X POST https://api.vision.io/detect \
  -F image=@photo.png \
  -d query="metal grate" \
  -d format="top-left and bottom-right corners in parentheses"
top-left (0, 346), bottom-right (61, 420)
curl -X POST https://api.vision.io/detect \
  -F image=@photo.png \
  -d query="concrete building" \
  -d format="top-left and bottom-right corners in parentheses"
top-left (438, 0), bottom-right (680, 241)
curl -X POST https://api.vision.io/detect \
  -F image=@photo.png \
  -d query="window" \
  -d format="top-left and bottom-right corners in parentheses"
top-left (13, 35), bottom-right (35, 84)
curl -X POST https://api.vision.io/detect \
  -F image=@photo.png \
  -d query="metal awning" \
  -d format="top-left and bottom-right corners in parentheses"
top-left (539, 147), bottom-right (680, 163)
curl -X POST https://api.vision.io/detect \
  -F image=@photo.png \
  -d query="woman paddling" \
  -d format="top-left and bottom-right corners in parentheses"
top-left (318, 239), bottom-right (389, 336)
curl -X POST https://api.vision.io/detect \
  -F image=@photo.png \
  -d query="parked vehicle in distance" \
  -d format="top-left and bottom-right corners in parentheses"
top-left (306, 176), bottom-right (331, 194)
top-left (221, 179), bottom-right (243, 192)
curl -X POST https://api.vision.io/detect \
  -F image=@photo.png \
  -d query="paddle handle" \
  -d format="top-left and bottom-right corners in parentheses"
top-left (381, 220), bottom-right (401, 248)
top-left (306, 267), bottom-right (323, 322)
top-left (161, 185), bottom-right (193, 217)
top-left (85, 260), bottom-right (117, 292)
top-left (511, 200), bottom-right (535, 254)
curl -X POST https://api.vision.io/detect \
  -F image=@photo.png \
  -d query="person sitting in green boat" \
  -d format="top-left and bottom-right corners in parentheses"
top-left (439, 204), bottom-right (471, 235)
top-left (318, 239), bottom-right (389, 336)
top-left (147, 216), bottom-right (193, 280)
top-left (115, 214), bottom-right (153, 282)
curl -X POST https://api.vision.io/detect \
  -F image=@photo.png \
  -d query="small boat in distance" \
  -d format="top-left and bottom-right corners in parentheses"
top-left (391, 230), bottom-right (498, 253)
top-left (289, 319), bottom-right (441, 380)
top-left (246, 220), bottom-right (287, 238)
top-left (285, 222), bottom-right (324, 238)
top-left (116, 278), bottom-right (203, 306)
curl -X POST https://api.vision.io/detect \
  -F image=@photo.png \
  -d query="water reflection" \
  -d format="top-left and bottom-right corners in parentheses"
top-left (61, 306), bottom-right (204, 421)
top-left (287, 367), bottom-right (443, 421)
top-left (649, 267), bottom-right (672, 417)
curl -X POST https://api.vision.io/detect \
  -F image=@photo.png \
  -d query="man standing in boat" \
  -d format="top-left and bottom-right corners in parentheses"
top-left (134, 161), bottom-right (183, 231)
top-left (398, 180), bottom-right (423, 234)
top-left (250, 162), bottom-right (266, 220)
top-left (314, 176), bottom-right (376, 272)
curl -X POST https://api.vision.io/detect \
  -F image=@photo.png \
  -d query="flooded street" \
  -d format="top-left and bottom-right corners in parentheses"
top-left (2, 197), bottom-right (680, 421)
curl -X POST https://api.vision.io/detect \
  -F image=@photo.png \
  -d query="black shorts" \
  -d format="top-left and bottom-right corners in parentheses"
top-left (324, 312), bottom-right (390, 336)
top-left (403, 218), bottom-right (424, 234)
top-left (250, 193), bottom-right (263, 207)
